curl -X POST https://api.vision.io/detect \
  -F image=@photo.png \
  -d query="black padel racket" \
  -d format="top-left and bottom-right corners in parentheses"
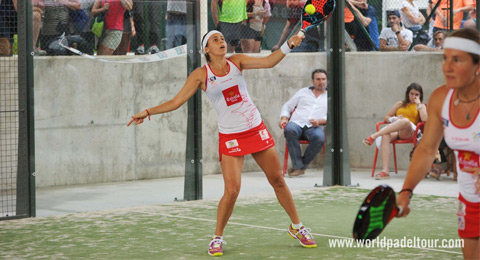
top-left (297, 0), bottom-right (336, 37)
top-left (353, 185), bottom-right (403, 241)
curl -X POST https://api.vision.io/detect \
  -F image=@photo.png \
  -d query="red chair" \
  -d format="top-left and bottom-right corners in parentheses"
top-left (370, 121), bottom-right (425, 177)
top-left (282, 124), bottom-right (326, 176)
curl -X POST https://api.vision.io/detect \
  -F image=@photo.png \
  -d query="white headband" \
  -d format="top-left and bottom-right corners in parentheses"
top-left (443, 37), bottom-right (480, 56)
top-left (202, 30), bottom-right (223, 53)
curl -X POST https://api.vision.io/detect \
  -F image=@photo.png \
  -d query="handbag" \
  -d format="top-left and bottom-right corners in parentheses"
top-left (413, 29), bottom-right (430, 45)
top-left (90, 12), bottom-right (105, 38)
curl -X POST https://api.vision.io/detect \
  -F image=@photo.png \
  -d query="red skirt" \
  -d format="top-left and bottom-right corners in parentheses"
top-left (218, 122), bottom-right (275, 161)
top-left (457, 194), bottom-right (480, 238)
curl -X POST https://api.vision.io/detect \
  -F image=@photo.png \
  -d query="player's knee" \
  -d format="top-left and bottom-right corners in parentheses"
top-left (268, 174), bottom-right (286, 189)
top-left (224, 186), bottom-right (241, 199)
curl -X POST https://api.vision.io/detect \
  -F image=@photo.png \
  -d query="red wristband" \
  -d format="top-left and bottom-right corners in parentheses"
top-left (145, 109), bottom-right (151, 121)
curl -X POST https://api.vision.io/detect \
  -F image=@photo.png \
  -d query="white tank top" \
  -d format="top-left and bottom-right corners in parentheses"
top-left (204, 59), bottom-right (262, 134)
top-left (442, 88), bottom-right (480, 203)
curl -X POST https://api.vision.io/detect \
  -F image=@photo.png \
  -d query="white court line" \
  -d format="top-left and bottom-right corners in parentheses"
top-left (158, 213), bottom-right (462, 255)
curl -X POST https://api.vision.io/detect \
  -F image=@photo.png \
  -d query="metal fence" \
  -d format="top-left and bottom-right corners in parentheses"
top-left (1, 0), bottom-right (34, 220)
top-left (2, 0), bottom-right (477, 56)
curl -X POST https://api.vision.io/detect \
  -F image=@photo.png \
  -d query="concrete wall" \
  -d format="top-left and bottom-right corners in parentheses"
top-left (31, 52), bottom-right (444, 187)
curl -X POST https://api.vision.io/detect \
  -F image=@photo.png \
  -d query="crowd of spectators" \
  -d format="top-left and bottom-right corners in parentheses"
top-left (0, 0), bottom-right (477, 56)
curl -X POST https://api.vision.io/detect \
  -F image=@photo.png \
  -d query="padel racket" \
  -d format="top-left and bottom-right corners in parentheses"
top-left (297, 0), bottom-right (336, 37)
top-left (352, 185), bottom-right (403, 241)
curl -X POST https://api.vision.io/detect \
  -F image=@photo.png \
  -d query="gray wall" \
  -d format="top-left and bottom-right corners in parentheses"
top-left (32, 52), bottom-right (443, 187)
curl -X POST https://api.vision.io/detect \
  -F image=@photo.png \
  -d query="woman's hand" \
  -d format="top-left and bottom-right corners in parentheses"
top-left (288, 34), bottom-right (305, 48)
top-left (414, 96), bottom-right (421, 105)
top-left (127, 110), bottom-right (149, 126)
top-left (396, 191), bottom-right (411, 217)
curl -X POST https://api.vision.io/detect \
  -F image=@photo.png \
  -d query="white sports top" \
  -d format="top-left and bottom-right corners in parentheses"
top-left (442, 88), bottom-right (480, 203)
top-left (204, 59), bottom-right (262, 134)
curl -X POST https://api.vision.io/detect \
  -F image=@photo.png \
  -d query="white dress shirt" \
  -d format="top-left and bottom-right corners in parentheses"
top-left (280, 86), bottom-right (328, 129)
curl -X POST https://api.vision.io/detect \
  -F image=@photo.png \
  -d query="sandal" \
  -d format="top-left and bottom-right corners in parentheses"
top-left (375, 171), bottom-right (390, 180)
top-left (363, 136), bottom-right (375, 146)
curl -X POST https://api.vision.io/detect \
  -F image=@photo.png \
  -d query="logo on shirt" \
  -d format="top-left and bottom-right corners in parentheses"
top-left (222, 85), bottom-right (243, 106)
top-left (442, 117), bottom-right (449, 127)
top-left (225, 139), bottom-right (239, 149)
top-left (457, 150), bottom-right (479, 173)
top-left (473, 131), bottom-right (480, 140)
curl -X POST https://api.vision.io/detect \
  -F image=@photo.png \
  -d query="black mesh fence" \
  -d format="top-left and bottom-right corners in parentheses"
top-left (0, 0), bottom-right (19, 218)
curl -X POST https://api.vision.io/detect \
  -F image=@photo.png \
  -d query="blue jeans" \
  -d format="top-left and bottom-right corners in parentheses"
top-left (166, 13), bottom-right (186, 49)
top-left (284, 122), bottom-right (325, 170)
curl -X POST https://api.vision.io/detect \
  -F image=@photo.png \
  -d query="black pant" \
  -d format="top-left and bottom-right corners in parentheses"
top-left (133, 0), bottom-right (162, 46)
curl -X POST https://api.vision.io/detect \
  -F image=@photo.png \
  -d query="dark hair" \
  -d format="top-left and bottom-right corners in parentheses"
top-left (447, 28), bottom-right (480, 64)
top-left (202, 32), bottom-right (211, 62)
top-left (402, 83), bottom-right (423, 107)
top-left (311, 69), bottom-right (327, 79)
top-left (433, 30), bottom-right (445, 38)
top-left (247, 0), bottom-right (265, 12)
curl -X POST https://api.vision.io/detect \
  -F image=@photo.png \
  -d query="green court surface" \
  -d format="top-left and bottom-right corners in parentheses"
top-left (0, 187), bottom-right (462, 259)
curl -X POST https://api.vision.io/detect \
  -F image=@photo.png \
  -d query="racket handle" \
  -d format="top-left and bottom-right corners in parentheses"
top-left (397, 206), bottom-right (403, 215)
top-left (297, 29), bottom-right (305, 37)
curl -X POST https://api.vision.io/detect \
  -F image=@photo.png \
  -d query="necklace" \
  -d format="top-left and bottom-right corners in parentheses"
top-left (454, 89), bottom-right (480, 120)
top-left (454, 92), bottom-right (480, 106)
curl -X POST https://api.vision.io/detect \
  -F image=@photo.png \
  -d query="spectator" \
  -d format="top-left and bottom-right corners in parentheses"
top-left (365, 4), bottom-right (379, 50)
top-left (113, 9), bottom-right (135, 55)
top-left (426, 0), bottom-right (435, 39)
top-left (211, 0), bottom-right (247, 53)
top-left (463, 8), bottom-right (477, 29)
top-left (39, 0), bottom-right (82, 54)
top-left (165, 0), bottom-right (186, 49)
top-left (92, 0), bottom-right (132, 55)
top-left (271, 0), bottom-right (321, 52)
top-left (241, 0), bottom-right (271, 53)
top-left (345, 0), bottom-right (376, 51)
top-left (379, 10), bottom-right (413, 51)
top-left (133, 0), bottom-right (161, 54)
top-left (363, 83), bottom-right (428, 180)
top-left (413, 30), bottom-right (445, 51)
top-left (6, 0), bottom-right (45, 55)
top-left (279, 69), bottom-right (328, 177)
top-left (78, 0), bottom-right (95, 55)
top-left (431, 0), bottom-right (474, 32)
top-left (0, 0), bottom-right (18, 56)
top-left (400, 0), bottom-right (426, 34)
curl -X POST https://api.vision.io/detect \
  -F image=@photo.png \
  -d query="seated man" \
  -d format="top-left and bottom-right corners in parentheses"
top-left (413, 30), bottom-right (445, 51)
top-left (379, 10), bottom-right (413, 51)
top-left (345, 0), bottom-right (379, 51)
top-left (279, 69), bottom-right (328, 177)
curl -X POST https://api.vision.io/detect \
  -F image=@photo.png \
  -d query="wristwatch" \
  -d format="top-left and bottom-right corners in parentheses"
top-left (395, 31), bottom-right (401, 35)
